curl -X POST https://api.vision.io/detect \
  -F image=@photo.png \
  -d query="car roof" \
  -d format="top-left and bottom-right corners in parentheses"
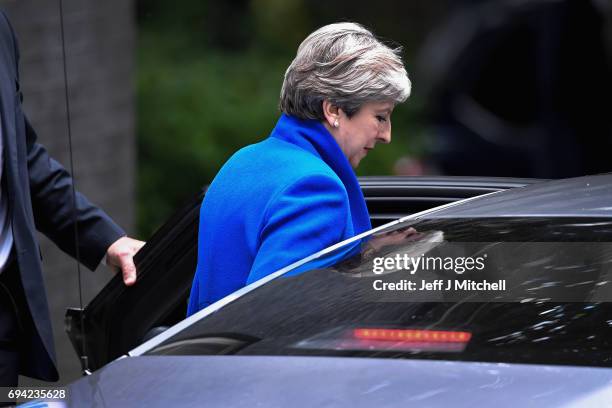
top-left (425, 174), bottom-right (612, 219)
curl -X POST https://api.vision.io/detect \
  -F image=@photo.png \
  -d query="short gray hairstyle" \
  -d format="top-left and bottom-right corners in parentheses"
top-left (279, 22), bottom-right (411, 120)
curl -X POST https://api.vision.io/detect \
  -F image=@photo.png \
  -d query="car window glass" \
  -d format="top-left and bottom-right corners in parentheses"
top-left (147, 217), bottom-right (612, 368)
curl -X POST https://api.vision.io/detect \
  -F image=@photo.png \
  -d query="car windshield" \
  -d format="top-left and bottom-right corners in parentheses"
top-left (144, 215), bottom-right (612, 367)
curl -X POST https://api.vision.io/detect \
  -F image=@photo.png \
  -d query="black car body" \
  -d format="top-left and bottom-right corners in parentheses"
top-left (60, 175), bottom-right (612, 407)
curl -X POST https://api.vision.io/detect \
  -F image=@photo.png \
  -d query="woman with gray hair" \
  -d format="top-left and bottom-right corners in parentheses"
top-left (187, 22), bottom-right (411, 315)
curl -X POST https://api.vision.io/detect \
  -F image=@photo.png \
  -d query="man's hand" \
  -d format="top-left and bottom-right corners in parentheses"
top-left (105, 236), bottom-right (146, 286)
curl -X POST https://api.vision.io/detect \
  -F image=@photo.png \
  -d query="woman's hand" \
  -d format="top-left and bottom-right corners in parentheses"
top-left (363, 227), bottom-right (421, 258)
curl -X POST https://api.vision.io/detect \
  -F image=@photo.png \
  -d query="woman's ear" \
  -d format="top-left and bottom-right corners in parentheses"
top-left (322, 100), bottom-right (340, 129)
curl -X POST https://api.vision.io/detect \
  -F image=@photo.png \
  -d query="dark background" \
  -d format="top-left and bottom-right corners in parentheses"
top-left (136, 0), bottom-right (612, 237)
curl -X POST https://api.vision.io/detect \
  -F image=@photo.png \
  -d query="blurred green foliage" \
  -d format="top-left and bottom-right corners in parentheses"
top-left (137, 0), bottom-right (430, 237)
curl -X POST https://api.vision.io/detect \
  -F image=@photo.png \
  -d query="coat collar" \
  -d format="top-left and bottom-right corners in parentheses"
top-left (269, 113), bottom-right (372, 236)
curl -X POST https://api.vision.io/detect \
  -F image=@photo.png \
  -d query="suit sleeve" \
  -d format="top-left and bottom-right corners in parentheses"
top-left (247, 174), bottom-right (354, 284)
top-left (3, 10), bottom-right (126, 271)
top-left (25, 116), bottom-right (126, 270)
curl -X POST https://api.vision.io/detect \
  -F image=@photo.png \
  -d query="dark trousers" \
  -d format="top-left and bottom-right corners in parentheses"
top-left (0, 257), bottom-right (23, 387)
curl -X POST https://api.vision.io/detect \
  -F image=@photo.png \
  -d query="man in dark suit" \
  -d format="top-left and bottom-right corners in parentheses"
top-left (0, 11), bottom-right (144, 386)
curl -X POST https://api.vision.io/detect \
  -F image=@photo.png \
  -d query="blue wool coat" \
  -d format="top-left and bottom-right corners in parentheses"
top-left (187, 114), bottom-right (371, 315)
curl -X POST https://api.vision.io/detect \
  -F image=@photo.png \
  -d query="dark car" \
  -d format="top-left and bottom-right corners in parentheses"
top-left (60, 175), bottom-right (612, 407)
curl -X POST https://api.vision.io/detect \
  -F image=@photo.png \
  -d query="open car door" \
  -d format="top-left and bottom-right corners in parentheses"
top-left (65, 176), bottom-right (539, 371)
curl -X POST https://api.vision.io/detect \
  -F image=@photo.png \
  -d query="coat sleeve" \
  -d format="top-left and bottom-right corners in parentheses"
top-left (25, 117), bottom-right (126, 271)
top-left (247, 173), bottom-right (356, 284)
top-left (1, 10), bottom-right (126, 271)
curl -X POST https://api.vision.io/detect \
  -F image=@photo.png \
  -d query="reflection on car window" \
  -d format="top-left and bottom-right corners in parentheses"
top-left (147, 217), bottom-right (612, 368)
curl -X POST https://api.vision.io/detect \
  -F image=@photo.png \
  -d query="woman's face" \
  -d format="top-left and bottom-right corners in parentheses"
top-left (333, 101), bottom-right (395, 168)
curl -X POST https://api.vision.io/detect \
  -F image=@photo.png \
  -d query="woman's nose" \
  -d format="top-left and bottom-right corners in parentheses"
top-left (377, 127), bottom-right (391, 144)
